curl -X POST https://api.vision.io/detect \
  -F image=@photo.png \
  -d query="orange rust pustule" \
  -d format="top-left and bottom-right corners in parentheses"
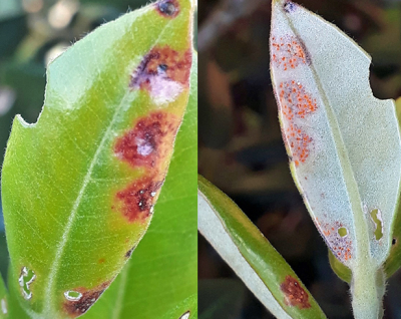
top-left (115, 176), bottom-right (164, 223)
top-left (271, 36), bottom-right (309, 71)
top-left (280, 276), bottom-right (311, 309)
top-left (63, 281), bottom-right (111, 317)
top-left (114, 112), bottom-right (181, 169)
top-left (130, 46), bottom-right (192, 89)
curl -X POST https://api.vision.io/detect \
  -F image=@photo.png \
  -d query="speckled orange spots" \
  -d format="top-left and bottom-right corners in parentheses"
top-left (279, 81), bottom-right (317, 120)
top-left (271, 36), bottom-right (307, 71)
top-left (315, 218), bottom-right (352, 263)
top-left (284, 124), bottom-right (312, 166)
top-left (280, 276), bottom-right (311, 309)
top-left (114, 111), bottom-right (181, 169)
top-left (114, 176), bottom-right (164, 223)
top-left (278, 81), bottom-right (317, 166)
top-left (63, 281), bottom-right (110, 317)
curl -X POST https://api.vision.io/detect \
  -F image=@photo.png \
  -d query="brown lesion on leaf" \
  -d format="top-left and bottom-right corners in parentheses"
top-left (114, 111), bottom-right (181, 169)
top-left (63, 281), bottom-right (111, 317)
top-left (280, 276), bottom-right (311, 309)
top-left (130, 46), bottom-right (192, 104)
top-left (113, 111), bottom-right (181, 223)
top-left (114, 176), bottom-right (164, 223)
top-left (125, 245), bottom-right (137, 258)
top-left (156, 0), bottom-right (180, 18)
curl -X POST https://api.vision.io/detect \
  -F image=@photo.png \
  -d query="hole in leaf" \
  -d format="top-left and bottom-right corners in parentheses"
top-left (370, 209), bottom-right (384, 240)
top-left (179, 311), bottom-right (190, 319)
top-left (1, 298), bottom-right (7, 314)
top-left (64, 290), bottom-right (83, 301)
top-left (338, 227), bottom-right (348, 237)
top-left (18, 267), bottom-right (36, 300)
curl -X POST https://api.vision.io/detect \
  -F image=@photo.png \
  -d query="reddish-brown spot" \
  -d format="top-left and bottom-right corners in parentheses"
top-left (63, 281), bottom-right (111, 317)
top-left (98, 258), bottom-right (105, 264)
top-left (131, 46), bottom-right (192, 90)
top-left (114, 112), bottom-right (181, 169)
top-left (114, 176), bottom-right (164, 223)
top-left (156, 0), bottom-right (179, 18)
top-left (280, 276), bottom-right (311, 309)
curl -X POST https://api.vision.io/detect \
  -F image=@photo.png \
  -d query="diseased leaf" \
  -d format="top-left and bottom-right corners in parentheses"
top-left (1, 0), bottom-right (194, 318)
top-left (83, 53), bottom-right (197, 319)
top-left (270, 0), bottom-right (401, 317)
top-left (198, 176), bottom-right (326, 319)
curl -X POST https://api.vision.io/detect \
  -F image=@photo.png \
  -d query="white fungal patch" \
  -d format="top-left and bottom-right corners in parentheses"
top-left (136, 137), bottom-right (154, 156)
top-left (149, 76), bottom-right (183, 106)
top-left (19, 267), bottom-right (36, 300)
top-left (64, 290), bottom-right (83, 301)
top-left (179, 311), bottom-right (190, 319)
top-left (1, 298), bottom-right (7, 314)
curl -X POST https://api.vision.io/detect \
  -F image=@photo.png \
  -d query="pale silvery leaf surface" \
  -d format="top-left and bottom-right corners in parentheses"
top-left (270, 0), bottom-right (401, 317)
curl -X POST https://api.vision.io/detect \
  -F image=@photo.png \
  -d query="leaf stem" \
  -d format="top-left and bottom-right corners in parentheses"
top-left (351, 266), bottom-right (385, 319)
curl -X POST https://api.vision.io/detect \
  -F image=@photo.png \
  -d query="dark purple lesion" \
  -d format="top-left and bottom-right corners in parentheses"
top-left (156, 0), bottom-right (180, 18)
top-left (63, 281), bottom-right (111, 317)
top-left (283, 1), bottom-right (297, 13)
top-left (125, 245), bottom-right (137, 258)
top-left (114, 176), bottom-right (165, 223)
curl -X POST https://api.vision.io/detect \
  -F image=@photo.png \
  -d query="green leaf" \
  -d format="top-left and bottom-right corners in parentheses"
top-left (198, 175), bottom-right (327, 319)
top-left (82, 52), bottom-right (197, 319)
top-left (1, 0), bottom-right (195, 318)
top-left (270, 1), bottom-right (401, 317)
top-left (384, 96), bottom-right (401, 278)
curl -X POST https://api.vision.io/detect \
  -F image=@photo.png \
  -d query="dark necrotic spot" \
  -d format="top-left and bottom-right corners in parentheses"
top-left (130, 46), bottom-right (192, 92)
top-left (393, 238), bottom-right (397, 245)
top-left (114, 176), bottom-right (164, 223)
top-left (280, 276), bottom-right (311, 309)
top-left (114, 112), bottom-right (181, 169)
top-left (63, 282), bottom-right (110, 317)
top-left (283, 1), bottom-right (296, 13)
top-left (157, 0), bottom-right (179, 18)
top-left (125, 245), bottom-right (137, 258)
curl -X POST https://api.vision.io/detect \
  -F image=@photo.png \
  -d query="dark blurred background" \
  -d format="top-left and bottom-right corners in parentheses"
top-left (0, 0), bottom-right (150, 289)
top-left (198, 0), bottom-right (401, 318)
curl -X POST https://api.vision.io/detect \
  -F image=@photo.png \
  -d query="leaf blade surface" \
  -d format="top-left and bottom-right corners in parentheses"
top-left (1, 1), bottom-right (194, 318)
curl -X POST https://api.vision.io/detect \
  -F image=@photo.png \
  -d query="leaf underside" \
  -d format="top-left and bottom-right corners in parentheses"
top-left (270, 0), bottom-right (401, 317)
